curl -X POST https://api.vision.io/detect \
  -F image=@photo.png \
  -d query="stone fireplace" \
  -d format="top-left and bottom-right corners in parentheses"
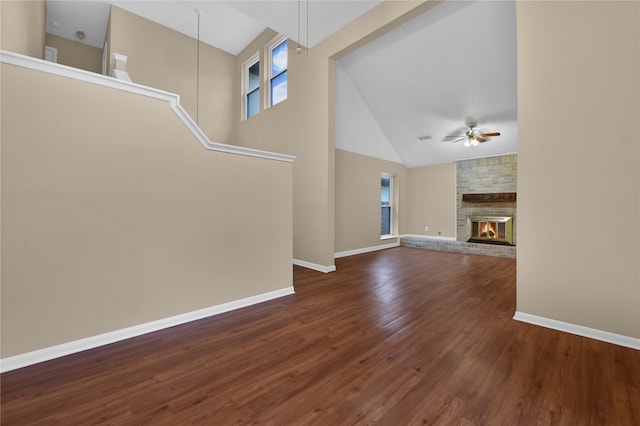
top-left (457, 155), bottom-right (517, 247)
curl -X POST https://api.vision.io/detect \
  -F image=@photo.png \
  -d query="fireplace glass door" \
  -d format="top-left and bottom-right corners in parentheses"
top-left (467, 216), bottom-right (514, 245)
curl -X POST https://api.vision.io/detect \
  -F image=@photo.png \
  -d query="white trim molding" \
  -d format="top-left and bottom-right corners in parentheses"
top-left (109, 52), bottom-right (128, 76)
top-left (0, 287), bottom-right (295, 373)
top-left (335, 241), bottom-right (400, 259)
top-left (513, 311), bottom-right (640, 350)
top-left (293, 259), bottom-right (336, 273)
top-left (112, 69), bottom-right (132, 82)
top-left (0, 50), bottom-right (295, 164)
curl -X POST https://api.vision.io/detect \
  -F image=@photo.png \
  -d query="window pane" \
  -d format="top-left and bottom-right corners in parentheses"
top-left (272, 40), bottom-right (287, 75)
top-left (381, 176), bottom-right (392, 235)
top-left (381, 176), bottom-right (391, 206)
top-left (271, 70), bottom-right (287, 105)
top-left (248, 61), bottom-right (259, 92)
top-left (247, 88), bottom-right (259, 118)
top-left (381, 207), bottom-right (391, 235)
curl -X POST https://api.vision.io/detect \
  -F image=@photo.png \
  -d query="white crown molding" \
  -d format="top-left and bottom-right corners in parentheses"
top-left (0, 50), bottom-right (295, 164)
top-left (293, 259), bottom-right (336, 273)
top-left (335, 241), bottom-right (399, 259)
top-left (399, 234), bottom-right (457, 241)
top-left (0, 286), bottom-right (295, 373)
top-left (513, 311), bottom-right (640, 351)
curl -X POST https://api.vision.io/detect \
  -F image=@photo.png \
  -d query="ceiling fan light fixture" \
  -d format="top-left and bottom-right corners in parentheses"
top-left (463, 126), bottom-right (481, 147)
top-left (444, 124), bottom-right (500, 146)
top-left (464, 136), bottom-right (480, 147)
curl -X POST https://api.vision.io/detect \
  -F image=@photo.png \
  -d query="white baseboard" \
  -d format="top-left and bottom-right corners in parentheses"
top-left (399, 234), bottom-right (457, 241)
top-left (292, 259), bottom-right (336, 273)
top-left (335, 241), bottom-right (400, 259)
top-left (513, 311), bottom-right (640, 350)
top-left (0, 286), bottom-right (295, 373)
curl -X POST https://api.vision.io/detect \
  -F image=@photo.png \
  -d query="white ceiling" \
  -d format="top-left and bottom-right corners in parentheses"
top-left (44, 0), bottom-right (517, 168)
top-left (336, 0), bottom-right (518, 167)
top-left (45, 1), bottom-right (382, 53)
top-left (46, 1), bottom-right (112, 48)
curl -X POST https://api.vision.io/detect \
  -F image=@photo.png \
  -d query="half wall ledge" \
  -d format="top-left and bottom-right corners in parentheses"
top-left (0, 50), bottom-right (295, 164)
top-left (400, 235), bottom-right (516, 259)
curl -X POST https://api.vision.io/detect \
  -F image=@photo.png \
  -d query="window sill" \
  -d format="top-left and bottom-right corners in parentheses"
top-left (380, 235), bottom-right (397, 240)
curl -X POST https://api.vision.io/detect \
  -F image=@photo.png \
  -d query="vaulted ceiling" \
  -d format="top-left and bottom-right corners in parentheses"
top-left (335, 0), bottom-right (517, 167)
top-left (44, 0), bottom-right (517, 168)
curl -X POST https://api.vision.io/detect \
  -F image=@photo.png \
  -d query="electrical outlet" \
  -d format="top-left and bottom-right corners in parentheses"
top-left (424, 226), bottom-right (429, 231)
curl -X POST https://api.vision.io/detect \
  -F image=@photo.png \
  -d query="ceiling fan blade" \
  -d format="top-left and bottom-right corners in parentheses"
top-left (476, 137), bottom-right (488, 143)
top-left (479, 132), bottom-right (501, 137)
top-left (443, 135), bottom-right (464, 141)
top-left (450, 137), bottom-right (466, 143)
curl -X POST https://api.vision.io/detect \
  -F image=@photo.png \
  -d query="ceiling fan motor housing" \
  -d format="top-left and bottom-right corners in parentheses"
top-left (465, 128), bottom-right (477, 139)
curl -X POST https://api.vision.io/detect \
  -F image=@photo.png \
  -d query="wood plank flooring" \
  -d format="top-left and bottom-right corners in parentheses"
top-left (2, 247), bottom-right (639, 425)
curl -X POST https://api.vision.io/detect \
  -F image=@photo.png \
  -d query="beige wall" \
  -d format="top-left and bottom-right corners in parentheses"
top-left (334, 152), bottom-right (456, 252)
top-left (406, 163), bottom-right (456, 238)
top-left (0, 63), bottom-right (293, 357)
top-left (234, 1), bottom-right (438, 268)
top-left (516, 1), bottom-right (640, 338)
top-left (45, 33), bottom-right (102, 73)
top-left (0, 0), bottom-right (45, 59)
top-left (108, 6), bottom-right (237, 144)
top-left (335, 149), bottom-right (407, 253)
top-left (236, 28), bottom-right (336, 266)
top-left (103, 2), bottom-right (437, 269)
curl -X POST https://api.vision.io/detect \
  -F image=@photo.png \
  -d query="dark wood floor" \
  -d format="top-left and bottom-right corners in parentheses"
top-left (2, 247), bottom-right (639, 425)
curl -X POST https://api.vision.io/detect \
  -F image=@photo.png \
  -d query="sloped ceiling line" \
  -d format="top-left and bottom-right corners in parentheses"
top-left (335, 66), bottom-right (403, 164)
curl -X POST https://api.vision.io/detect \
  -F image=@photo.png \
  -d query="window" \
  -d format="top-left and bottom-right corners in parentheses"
top-left (244, 54), bottom-right (260, 119)
top-left (268, 36), bottom-right (287, 107)
top-left (381, 175), bottom-right (393, 237)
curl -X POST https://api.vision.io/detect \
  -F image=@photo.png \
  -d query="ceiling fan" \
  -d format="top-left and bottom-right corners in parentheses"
top-left (443, 123), bottom-right (501, 147)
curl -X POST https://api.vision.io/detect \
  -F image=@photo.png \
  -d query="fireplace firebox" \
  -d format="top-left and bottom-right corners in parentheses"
top-left (467, 216), bottom-right (514, 245)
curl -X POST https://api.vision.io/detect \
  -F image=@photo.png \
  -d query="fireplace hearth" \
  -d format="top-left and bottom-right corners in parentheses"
top-left (467, 216), bottom-right (514, 245)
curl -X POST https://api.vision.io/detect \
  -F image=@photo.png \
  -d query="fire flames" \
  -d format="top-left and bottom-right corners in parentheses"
top-left (479, 221), bottom-right (497, 239)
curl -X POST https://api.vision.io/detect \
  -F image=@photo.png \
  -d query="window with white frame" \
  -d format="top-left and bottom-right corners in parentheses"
top-left (244, 54), bottom-right (260, 119)
top-left (267, 36), bottom-right (288, 107)
top-left (381, 175), bottom-right (393, 237)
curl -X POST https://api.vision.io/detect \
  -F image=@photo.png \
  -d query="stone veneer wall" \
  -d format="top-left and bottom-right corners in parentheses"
top-left (457, 154), bottom-right (517, 244)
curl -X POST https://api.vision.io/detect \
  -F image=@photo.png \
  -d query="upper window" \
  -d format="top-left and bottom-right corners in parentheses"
top-left (268, 36), bottom-right (288, 107)
top-left (244, 54), bottom-right (260, 119)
